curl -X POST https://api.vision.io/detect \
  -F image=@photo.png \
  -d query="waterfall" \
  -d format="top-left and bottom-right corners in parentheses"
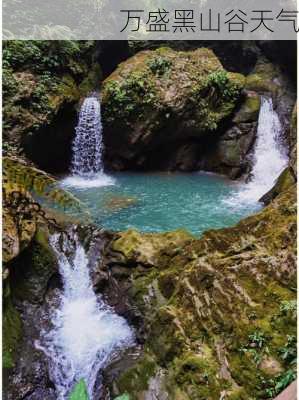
top-left (63, 96), bottom-right (115, 188)
top-left (38, 230), bottom-right (134, 400)
top-left (230, 97), bottom-right (288, 204)
top-left (71, 96), bottom-right (104, 177)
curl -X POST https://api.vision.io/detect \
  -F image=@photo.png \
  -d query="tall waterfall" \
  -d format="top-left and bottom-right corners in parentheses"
top-left (38, 231), bottom-right (134, 400)
top-left (236, 97), bottom-right (288, 202)
top-left (71, 96), bottom-right (104, 177)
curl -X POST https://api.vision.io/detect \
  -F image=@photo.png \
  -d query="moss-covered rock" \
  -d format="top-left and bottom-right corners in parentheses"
top-left (111, 229), bottom-right (193, 268)
top-left (101, 47), bottom-right (244, 170)
top-left (2, 156), bottom-right (84, 265)
top-left (3, 41), bottom-right (102, 172)
top-left (260, 167), bottom-right (297, 204)
top-left (289, 102), bottom-right (297, 177)
top-left (233, 92), bottom-right (261, 123)
top-left (107, 185), bottom-right (297, 399)
top-left (3, 283), bottom-right (22, 369)
top-left (200, 90), bottom-right (260, 179)
top-left (245, 61), bottom-right (280, 95)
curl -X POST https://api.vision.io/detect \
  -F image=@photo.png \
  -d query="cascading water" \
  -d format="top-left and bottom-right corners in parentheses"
top-left (71, 96), bottom-right (104, 177)
top-left (229, 96), bottom-right (288, 204)
top-left (37, 230), bottom-right (134, 399)
top-left (63, 96), bottom-right (115, 188)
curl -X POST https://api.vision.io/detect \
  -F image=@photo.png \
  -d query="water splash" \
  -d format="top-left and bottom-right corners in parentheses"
top-left (38, 230), bottom-right (134, 400)
top-left (225, 97), bottom-right (288, 206)
top-left (66, 96), bottom-right (115, 188)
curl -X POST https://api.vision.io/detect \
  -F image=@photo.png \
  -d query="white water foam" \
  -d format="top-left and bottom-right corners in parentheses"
top-left (67, 95), bottom-right (115, 189)
top-left (38, 231), bottom-right (134, 399)
top-left (61, 173), bottom-right (115, 189)
top-left (225, 97), bottom-right (288, 206)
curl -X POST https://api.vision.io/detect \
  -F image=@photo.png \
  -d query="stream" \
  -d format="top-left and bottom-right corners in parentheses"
top-left (38, 230), bottom-right (134, 399)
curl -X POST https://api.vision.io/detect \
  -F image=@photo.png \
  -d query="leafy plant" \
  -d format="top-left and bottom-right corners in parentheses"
top-left (2, 68), bottom-right (19, 99)
top-left (103, 72), bottom-right (156, 122)
top-left (265, 369), bottom-right (296, 398)
top-left (278, 335), bottom-right (297, 364)
top-left (147, 56), bottom-right (172, 76)
top-left (239, 330), bottom-right (269, 365)
top-left (279, 300), bottom-right (296, 317)
top-left (248, 330), bottom-right (267, 349)
top-left (206, 70), bottom-right (241, 102)
top-left (69, 379), bottom-right (89, 400)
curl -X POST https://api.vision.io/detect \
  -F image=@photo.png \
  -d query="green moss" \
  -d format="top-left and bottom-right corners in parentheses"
top-left (226, 388), bottom-right (251, 400)
top-left (12, 230), bottom-right (56, 303)
top-left (234, 94), bottom-right (261, 123)
top-left (3, 292), bottom-right (22, 369)
top-left (102, 47), bottom-right (243, 136)
top-left (261, 168), bottom-right (296, 204)
top-left (174, 352), bottom-right (218, 384)
top-left (112, 187), bottom-right (296, 399)
top-left (245, 73), bottom-right (277, 94)
top-left (3, 156), bottom-right (82, 212)
top-left (117, 353), bottom-right (157, 396)
top-left (114, 394), bottom-right (130, 400)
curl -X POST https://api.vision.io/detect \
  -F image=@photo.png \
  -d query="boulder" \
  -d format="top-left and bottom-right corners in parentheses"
top-left (200, 91), bottom-right (260, 178)
top-left (101, 47), bottom-right (245, 171)
top-left (260, 167), bottom-right (297, 205)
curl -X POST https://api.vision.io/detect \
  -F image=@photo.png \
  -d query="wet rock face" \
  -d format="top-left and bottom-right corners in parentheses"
top-left (101, 186), bottom-right (297, 400)
top-left (245, 59), bottom-right (296, 145)
top-left (101, 47), bottom-right (246, 173)
top-left (200, 92), bottom-right (260, 178)
top-left (3, 227), bottom-right (59, 400)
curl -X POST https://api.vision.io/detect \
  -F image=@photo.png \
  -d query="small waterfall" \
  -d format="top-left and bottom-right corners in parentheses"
top-left (63, 96), bottom-right (115, 188)
top-left (231, 97), bottom-right (288, 203)
top-left (38, 230), bottom-right (134, 399)
top-left (71, 96), bottom-right (104, 177)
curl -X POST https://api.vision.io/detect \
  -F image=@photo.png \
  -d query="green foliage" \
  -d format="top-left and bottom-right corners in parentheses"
top-left (239, 330), bottom-right (269, 365)
top-left (3, 41), bottom-right (43, 70)
top-left (279, 300), bottom-right (296, 317)
top-left (278, 335), bottom-right (297, 364)
top-left (248, 330), bottom-right (268, 349)
top-left (265, 369), bottom-right (296, 398)
top-left (147, 56), bottom-right (172, 76)
top-left (3, 40), bottom-right (98, 151)
top-left (103, 72), bottom-right (156, 122)
top-left (206, 70), bottom-right (241, 102)
top-left (3, 40), bottom-right (89, 73)
top-left (3, 68), bottom-right (19, 99)
top-left (69, 379), bottom-right (89, 400)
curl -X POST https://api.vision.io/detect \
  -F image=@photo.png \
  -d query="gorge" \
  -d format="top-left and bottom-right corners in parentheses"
top-left (2, 40), bottom-right (297, 400)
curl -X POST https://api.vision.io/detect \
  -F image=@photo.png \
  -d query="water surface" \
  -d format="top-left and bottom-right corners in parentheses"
top-left (61, 172), bottom-right (261, 236)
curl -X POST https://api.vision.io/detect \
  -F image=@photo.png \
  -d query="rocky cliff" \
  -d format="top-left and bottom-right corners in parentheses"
top-left (101, 184), bottom-right (297, 400)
